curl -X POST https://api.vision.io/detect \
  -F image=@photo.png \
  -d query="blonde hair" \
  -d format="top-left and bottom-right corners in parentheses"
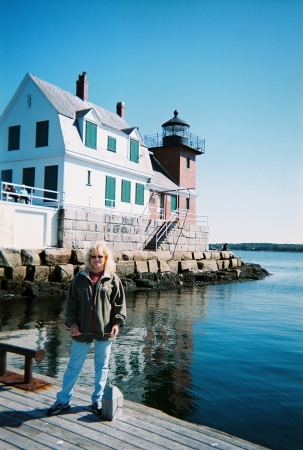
top-left (84, 241), bottom-right (116, 273)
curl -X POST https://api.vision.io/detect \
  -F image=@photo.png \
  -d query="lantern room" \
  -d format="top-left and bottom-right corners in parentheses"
top-left (162, 110), bottom-right (190, 147)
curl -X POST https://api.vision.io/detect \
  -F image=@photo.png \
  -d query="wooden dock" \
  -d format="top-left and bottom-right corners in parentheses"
top-left (0, 371), bottom-right (269, 450)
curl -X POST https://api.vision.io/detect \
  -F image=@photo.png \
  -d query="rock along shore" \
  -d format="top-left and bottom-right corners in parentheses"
top-left (0, 248), bottom-right (269, 300)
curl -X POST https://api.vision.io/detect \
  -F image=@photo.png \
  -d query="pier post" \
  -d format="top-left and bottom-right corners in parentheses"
top-left (101, 385), bottom-right (123, 421)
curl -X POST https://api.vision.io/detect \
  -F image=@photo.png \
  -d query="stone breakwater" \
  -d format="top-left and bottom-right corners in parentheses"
top-left (0, 248), bottom-right (269, 300)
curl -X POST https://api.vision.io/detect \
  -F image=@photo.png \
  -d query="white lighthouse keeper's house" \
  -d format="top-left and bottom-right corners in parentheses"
top-left (0, 72), bottom-right (153, 213)
top-left (0, 72), bottom-right (208, 251)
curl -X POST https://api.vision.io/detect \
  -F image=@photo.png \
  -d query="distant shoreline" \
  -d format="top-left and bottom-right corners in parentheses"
top-left (210, 243), bottom-right (303, 252)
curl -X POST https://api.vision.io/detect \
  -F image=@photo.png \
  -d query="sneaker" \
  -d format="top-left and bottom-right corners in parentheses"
top-left (47, 401), bottom-right (70, 416)
top-left (92, 402), bottom-right (102, 415)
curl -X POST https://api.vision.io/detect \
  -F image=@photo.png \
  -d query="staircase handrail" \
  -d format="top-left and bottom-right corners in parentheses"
top-left (139, 208), bottom-right (208, 251)
top-left (138, 223), bottom-right (161, 250)
top-left (139, 210), bottom-right (178, 250)
top-left (155, 209), bottom-right (179, 250)
top-left (172, 208), bottom-right (188, 255)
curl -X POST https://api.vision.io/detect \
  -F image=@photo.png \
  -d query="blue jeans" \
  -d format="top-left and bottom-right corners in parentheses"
top-left (56, 339), bottom-right (112, 405)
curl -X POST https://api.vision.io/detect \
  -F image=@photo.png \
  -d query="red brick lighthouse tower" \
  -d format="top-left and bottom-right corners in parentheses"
top-left (147, 110), bottom-right (205, 224)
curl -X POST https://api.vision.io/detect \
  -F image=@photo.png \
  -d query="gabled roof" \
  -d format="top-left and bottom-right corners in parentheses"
top-left (30, 74), bottom-right (129, 131)
top-left (122, 127), bottom-right (137, 135)
top-left (76, 108), bottom-right (101, 125)
top-left (121, 127), bottom-right (144, 143)
top-left (76, 108), bottom-right (94, 118)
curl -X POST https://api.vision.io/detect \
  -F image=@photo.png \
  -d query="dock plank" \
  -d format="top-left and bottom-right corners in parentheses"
top-left (0, 388), bottom-right (160, 450)
top-left (0, 426), bottom-right (52, 450)
top-left (123, 400), bottom-right (264, 450)
top-left (0, 373), bottom-right (269, 450)
top-left (0, 393), bottom-right (140, 450)
top-left (118, 413), bottom-right (237, 450)
top-left (1, 388), bottom-right (203, 450)
top-left (0, 403), bottom-right (102, 450)
top-left (0, 439), bottom-right (19, 450)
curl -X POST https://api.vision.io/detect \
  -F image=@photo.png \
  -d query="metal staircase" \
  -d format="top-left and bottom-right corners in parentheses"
top-left (144, 221), bottom-right (176, 250)
top-left (142, 210), bottom-right (182, 251)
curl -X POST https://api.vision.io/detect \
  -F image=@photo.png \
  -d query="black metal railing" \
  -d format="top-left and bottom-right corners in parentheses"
top-left (144, 132), bottom-right (205, 153)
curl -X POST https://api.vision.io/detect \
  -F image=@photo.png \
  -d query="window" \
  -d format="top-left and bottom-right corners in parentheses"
top-left (23, 167), bottom-right (35, 194)
top-left (121, 180), bottom-right (131, 203)
top-left (36, 121), bottom-right (49, 147)
top-left (1, 169), bottom-right (12, 183)
top-left (186, 157), bottom-right (190, 169)
top-left (171, 195), bottom-right (177, 211)
top-left (85, 121), bottom-right (97, 149)
top-left (8, 125), bottom-right (20, 150)
top-left (135, 183), bottom-right (144, 205)
top-left (87, 170), bottom-right (92, 186)
top-left (105, 176), bottom-right (116, 207)
top-left (107, 136), bottom-right (116, 152)
top-left (186, 197), bottom-right (190, 210)
top-left (27, 95), bottom-right (32, 108)
top-left (44, 165), bottom-right (58, 201)
top-left (130, 139), bottom-right (139, 163)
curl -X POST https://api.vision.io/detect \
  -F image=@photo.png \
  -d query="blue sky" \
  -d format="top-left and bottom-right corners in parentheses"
top-left (1, 0), bottom-right (302, 243)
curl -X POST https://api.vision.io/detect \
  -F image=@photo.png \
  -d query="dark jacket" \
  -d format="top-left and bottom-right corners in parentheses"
top-left (64, 269), bottom-right (126, 343)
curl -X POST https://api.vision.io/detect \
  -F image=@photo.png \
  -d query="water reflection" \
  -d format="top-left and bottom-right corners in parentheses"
top-left (0, 287), bottom-right (210, 420)
top-left (116, 288), bottom-right (209, 419)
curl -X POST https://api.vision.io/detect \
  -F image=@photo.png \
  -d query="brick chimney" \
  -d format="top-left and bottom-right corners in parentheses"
top-left (76, 72), bottom-right (88, 101)
top-left (116, 101), bottom-right (125, 119)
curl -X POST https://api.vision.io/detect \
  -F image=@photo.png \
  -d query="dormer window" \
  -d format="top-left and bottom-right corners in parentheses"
top-left (130, 139), bottom-right (139, 163)
top-left (76, 109), bottom-right (100, 148)
top-left (85, 121), bottom-right (97, 149)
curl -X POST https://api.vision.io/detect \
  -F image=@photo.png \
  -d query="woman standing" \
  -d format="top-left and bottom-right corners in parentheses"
top-left (47, 241), bottom-right (126, 416)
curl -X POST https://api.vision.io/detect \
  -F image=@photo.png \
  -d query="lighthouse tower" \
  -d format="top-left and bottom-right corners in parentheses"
top-left (146, 110), bottom-right (205, 223)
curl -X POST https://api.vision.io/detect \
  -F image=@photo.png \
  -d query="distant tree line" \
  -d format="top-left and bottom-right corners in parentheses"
top-left (209, 243), bottom-right (303, 252)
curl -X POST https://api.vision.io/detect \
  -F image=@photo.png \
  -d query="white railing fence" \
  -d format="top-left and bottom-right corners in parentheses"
top-left (0, 182), bottom-right (60, 208)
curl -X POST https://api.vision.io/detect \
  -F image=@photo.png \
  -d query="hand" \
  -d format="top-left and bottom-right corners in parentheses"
top-left (70, 323), bottom-right (81, 336)
top-left (109, 324), bottom-right (119, 337)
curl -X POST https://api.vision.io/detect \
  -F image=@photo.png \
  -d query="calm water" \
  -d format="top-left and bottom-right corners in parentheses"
top-left (0, 251), bottom-right (302, 450)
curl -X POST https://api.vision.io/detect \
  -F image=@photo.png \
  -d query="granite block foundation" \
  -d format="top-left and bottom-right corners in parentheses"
top-left (57, 208), bottom-right (209, 252)
top-left (0, 246), bottom-right (269, 300)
